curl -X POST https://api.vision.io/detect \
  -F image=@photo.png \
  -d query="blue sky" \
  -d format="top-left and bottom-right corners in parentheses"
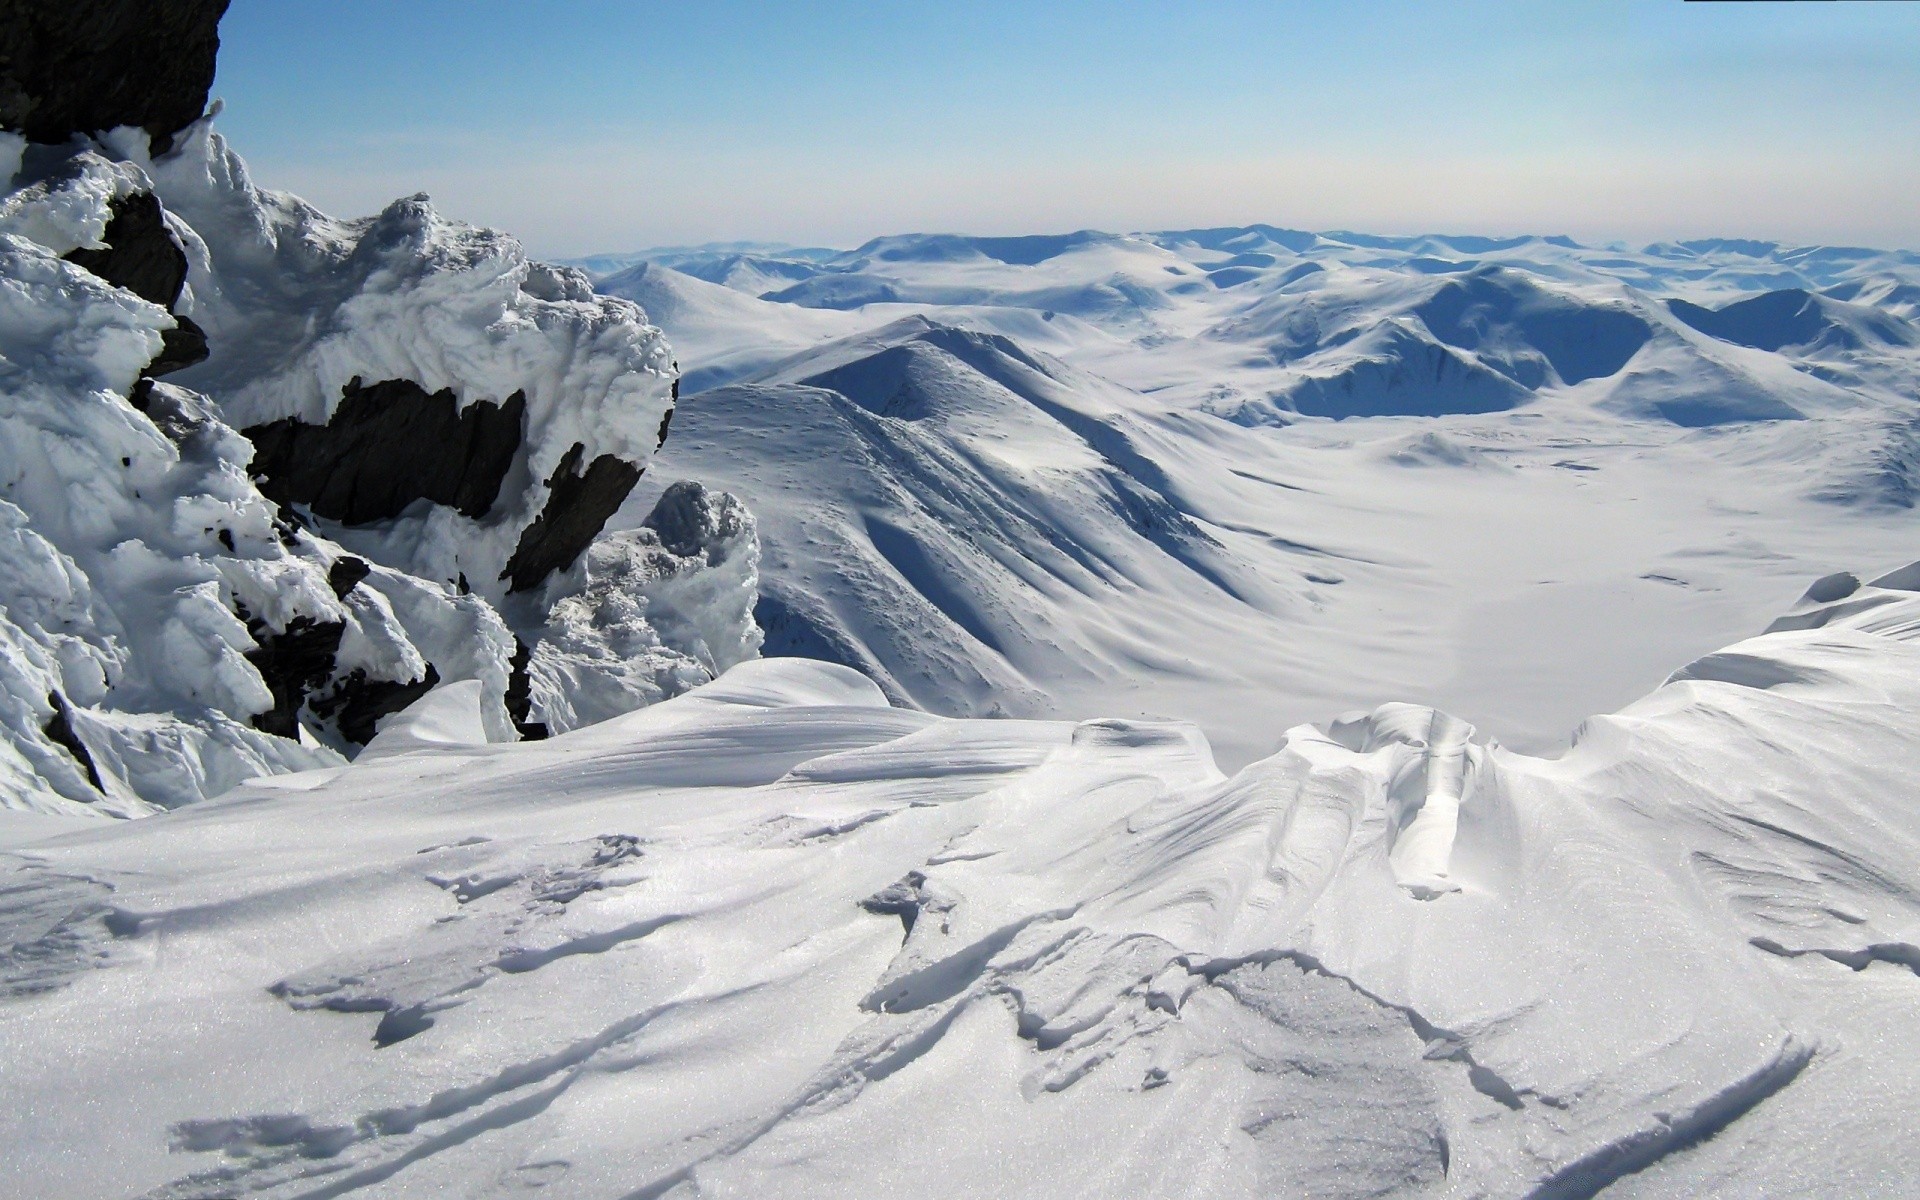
top-left (211, 0), bottom-right (1920, 258)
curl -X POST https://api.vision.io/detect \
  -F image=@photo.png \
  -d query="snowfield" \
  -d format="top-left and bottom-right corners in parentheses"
top-left (607, 229), bottom-right (1920, 769)
top-left (3, 566), bottom-right (1918, 1197)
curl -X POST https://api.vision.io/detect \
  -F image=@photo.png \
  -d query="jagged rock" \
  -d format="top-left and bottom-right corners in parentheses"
top-left (41, 692), bottom-right (101, 794)
top-left (312, 665), bottom-right (441, 746)
top-left (326, 556), bottom-right (371, 599)
top-left (62, 192), bottom-right (185, 307)
top-left (500, 443), bottom-right (644, 593)
top-left (0, 0), bottom-right (228, 152)
top-left (242, 378), bottom-right (526, 525)
top-left (62, 191), bottom-right (209, 377)
top-left (505, 638), bottom-right (548, 741)
top-left (144, 317), bottom-right (209, 377)
top-left (241, 613), bottom-right (345, 740)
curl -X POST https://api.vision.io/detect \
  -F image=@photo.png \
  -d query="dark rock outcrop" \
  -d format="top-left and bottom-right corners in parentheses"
top-left (243, 378), bottom-right (526, 525)
top-left (42, 691), bottom-right (102, 793)
top-left (64, 192), bottom-right (185, 306)
top-left (63, 190), bottom-right (209, 377)
top-left (311, 665), bottom-right (441, 746)
top-left (238, 600), bottom-right (441, 746)
top-left (326, 556), bottom-right (371, 599)
top-left (0, 0), bottom-right (228, 152)
top-left (499, 443), bottom-right (643, 593)
top-left (241, 613), bottom-right (346, 740)
top-left (505, 638), bottom-right (548, 740)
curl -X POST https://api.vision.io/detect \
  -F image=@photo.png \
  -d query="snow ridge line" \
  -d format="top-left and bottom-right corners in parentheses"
top-left (1190, 948), bottom-right (1543, 1112)
top-left (1750, 935), bottom-right (1920, 978)
top-left (1520, 1035), bottom-right (1817, 1200)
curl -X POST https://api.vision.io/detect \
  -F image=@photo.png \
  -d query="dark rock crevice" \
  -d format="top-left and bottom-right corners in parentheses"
top-left (499, 443), bottom-right (643, 593)
top-left (310, 666), bottom-right (441, 746)
top-left (242, 378), bottom-right (526, 526)
top-left (62, 190), bottom-right (208, 378)
top-left (238, 608), bottom-right (345, 741)
top-left (42, 691), bottom-right (103, 794)
top-left (237, 598), bottom-right (442, 748)
top-left (0, 0), bottom-right (228, 152)
top-left (505, 637), bottom-right (548, 741)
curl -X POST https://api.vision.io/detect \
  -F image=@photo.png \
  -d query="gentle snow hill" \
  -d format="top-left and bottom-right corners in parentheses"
top-left (633, 317), bottom-right (1313, 749)
top-left (616, 227), bottom-right (1920, 763)
top-left (4, 563), bottom-right (1920, 1196)
top-left (595, 261), bottom-right (866, 393)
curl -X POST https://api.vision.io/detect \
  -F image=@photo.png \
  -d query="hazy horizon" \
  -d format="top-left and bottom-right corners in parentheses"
top-left (210, 0), bottom-right (1920, 259)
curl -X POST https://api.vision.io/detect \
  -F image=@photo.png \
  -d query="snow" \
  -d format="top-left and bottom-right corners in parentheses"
top-left (528, 482), bottom-right (762, 734)
top-left (5, 91), bottom-right (1920, 1194)
top-left (144, 119), bottom-right (679, 608)
top-left (3, 570), bottom-right (1919, 1195)
top-left (0, 124), bottom-right (761, 815)
top-left (609, 227), bottom-right (1920, 771)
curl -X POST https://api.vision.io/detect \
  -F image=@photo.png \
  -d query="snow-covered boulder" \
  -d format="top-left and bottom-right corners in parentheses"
top-left (529, 481), bottom-right (763, 734)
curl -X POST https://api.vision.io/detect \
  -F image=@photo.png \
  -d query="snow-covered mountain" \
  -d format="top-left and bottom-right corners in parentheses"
top-left (602, 227), bottom-right (1920, 767)
top-left (6, 4), bottom-right (1920, 1195)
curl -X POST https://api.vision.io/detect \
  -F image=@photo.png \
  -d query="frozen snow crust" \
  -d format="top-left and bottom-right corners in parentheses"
top-left (0, 125), bottom-right (759, 815)
top-left (3, 564), bottom-right (1918, 1195)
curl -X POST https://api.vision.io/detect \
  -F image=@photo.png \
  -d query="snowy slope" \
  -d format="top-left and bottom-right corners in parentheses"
top-left (614, 228), bottom-right (1920, 767)
top-left (3, 563), bottom-right (1918, 1196)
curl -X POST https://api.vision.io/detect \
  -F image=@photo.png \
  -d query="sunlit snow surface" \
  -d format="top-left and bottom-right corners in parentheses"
top-left (3, 570), bottom-right (1919, 1197)
top-left (599, 230), bottom-right (1920, 767)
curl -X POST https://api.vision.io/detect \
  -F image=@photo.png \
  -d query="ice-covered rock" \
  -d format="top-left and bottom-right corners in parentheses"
top-left (529, 481), bottom-right (762, 735)
top-left (142, 119), bottom-right (678, 606)
top-left (0, 22), bottom-right (761, 813)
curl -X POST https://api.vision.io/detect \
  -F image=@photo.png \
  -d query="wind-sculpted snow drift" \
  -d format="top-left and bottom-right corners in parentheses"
top-left (3, 562), bottom-right (1918, 1196)
top-left (0, 79), bottom-right (759, 814)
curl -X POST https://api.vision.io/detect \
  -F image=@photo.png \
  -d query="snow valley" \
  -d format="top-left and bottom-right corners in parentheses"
top-left (5, 3), bottom-right (1920, 1198)
top-left (601, 228), bottom-right (1920, 767)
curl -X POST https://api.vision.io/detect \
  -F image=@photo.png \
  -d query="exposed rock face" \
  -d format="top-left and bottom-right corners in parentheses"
top-left (241, 613), bottom-right (346, 741)
top-left (500, 444), bottom-right (645, 593)
top-left (313, 665), bottom-right (442, 746)
top-left (0, 0), bottom-right (228, 151)
top-left (62, 191), bottom-right (208, 376)
top-left (243, 378), bottom-right (527, 525)
top-left (237, 602), bottom-right (444, 748)
top-left (505, 638), bottom-right (548, 740)
top-left (62, 192), bottom-right (184, 306)
top-left (326, 556), bottom-right (371, 599)
top-left (41, 692), bottom-right (102, 794)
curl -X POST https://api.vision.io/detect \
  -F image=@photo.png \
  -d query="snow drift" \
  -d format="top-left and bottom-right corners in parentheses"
top-left (4, 559), bottom-right (1918, 1196)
